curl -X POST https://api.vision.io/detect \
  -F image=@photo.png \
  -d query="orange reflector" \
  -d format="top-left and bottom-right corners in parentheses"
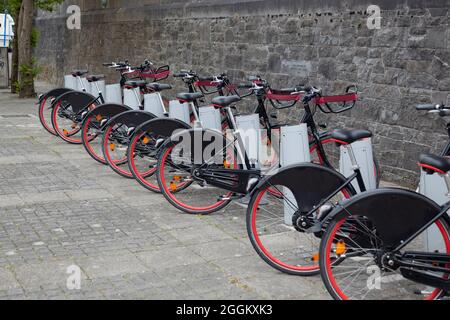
top-left (335, 240), bottom-right (346, 256)
top-left (96, 114), bottom-right (103, 121)
top-left (170, 181), bottom-right (177, 191)
top-left (63, 129), bottom-right (69, 136)
top-left (110, 143), bottom-right (116, 152)
top-left (312, 253), bottom-right (320, 263)
top-left (142, 136), bottom-right (151, 145)
top-left (173, 176), bottom-right (182, 182)
top-left (224, 160), bottom-right (231, 169)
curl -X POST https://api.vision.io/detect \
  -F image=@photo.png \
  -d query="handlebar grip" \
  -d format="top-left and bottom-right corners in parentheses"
top-left (103, 63), bottom-right (113, 67)
top-left (173, 73), bottom-right (186, 78)
top-left (417, 104), bottom-right (439, 111)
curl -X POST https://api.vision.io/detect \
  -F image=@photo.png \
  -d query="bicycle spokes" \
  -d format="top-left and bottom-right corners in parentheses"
top-left (321, 217), bottom-right (450, 300)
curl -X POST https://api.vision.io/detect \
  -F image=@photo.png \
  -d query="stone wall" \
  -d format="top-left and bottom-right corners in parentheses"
top-left (35, 0), bottom-right (450, 186)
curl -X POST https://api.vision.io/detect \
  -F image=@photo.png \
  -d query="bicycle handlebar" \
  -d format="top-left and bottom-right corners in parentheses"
top-left (417, 104), bottom-right (446, 111)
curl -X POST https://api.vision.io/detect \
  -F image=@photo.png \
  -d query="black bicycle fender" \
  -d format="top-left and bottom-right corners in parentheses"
top-left (324, 188), bottom-right (445, 248)
top-left (135, 118), bottom-right (191, 138)
top-left (106, 110), bottom-right (157, 128)
top-left (51, 90), bottom-right (98, 113)
top-left (86, 103), bottom-right (132, 118)
top-left (38, 88), bottom-right (73, 104)
top-left (254, 163), bottom-right (357, 213)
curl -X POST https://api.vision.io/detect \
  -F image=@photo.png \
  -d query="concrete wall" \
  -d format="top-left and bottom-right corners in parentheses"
top-left (35, 0), bottom-right (450, 186)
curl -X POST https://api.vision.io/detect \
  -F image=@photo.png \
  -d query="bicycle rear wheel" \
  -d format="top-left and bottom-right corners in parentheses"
top-left (156, 141), bottom-right (234, 215)
top-left (128, 131), bottom-right (160, 192)
top-left (51, 100), bottom-right (84, 144)
top-left (247, 183), bottom-right (352, 276)
top-left (81, 114), bottom-right (107, 165)
top-left (102, 123), bottom-right (136, 178)
top-left (320, 216), bottom-right (450, 300)
top-left (38, 97), bottom-right (57, 135)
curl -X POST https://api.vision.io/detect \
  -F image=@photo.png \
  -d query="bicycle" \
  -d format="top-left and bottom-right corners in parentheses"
top-left (38, 61), bottom-right (131, 136)
top-left (246, 103), bottom-right (450, 277)
top-left (50, 71), bottom-right (107, 144)
top-left (155, 85), bottom-right (379, 215)
top-left (81, 69), bottom-right (236, 166)
top-left (126, 72), bottom-right (242, 192)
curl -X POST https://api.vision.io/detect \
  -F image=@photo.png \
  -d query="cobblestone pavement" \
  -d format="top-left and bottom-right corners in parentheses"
top-left (0, 85), bottom-right (329, 300)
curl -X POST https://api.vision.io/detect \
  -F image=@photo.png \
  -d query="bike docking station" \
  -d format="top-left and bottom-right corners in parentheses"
top-left (64, 74), bottom-right (105, 97)
top-left (420, 171), bottom-right (450, 252)
top-left (199, 106), bottom-right (222, 132)
top-left (169, 100), bottom-right (192, 124)
top-left (340, 138), bottom-right (377, 192)
top-left (280, 124), bottom-right (311, 225)
top-left (144, 92), bottom-right (167, 118)
top-left (123, 87), bottom-right (142, 110)
top-left (105, 83), bottom-right (122, 104)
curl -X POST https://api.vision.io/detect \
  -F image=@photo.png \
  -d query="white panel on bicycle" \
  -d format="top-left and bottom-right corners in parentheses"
top-left (199, 106), bottom-right (222, 132)
top-left (64, 75), bottom-right (77, 90)
top-left (90, 80), bottom-right (106, 97)
top-left (340, 138), bottom-right (376, 192)
top-left (419, 172), bottom-right (450, 252)
top-left (169, 100), bottom-right (191, 124)
top-left (236, 114), bottom-right (261, 169)
top-left (105, 83), bottom-right (122, 104)
top-left (76, 77), bottom-right (90, 93)
top-left (280, 124), bottom-right (310, 225)
top-left (144, 92), bottom-right (165, 118)
top-left (280, 124), bottom-right (310, 166)
top-left (123, 88), bottom-right (141, 110)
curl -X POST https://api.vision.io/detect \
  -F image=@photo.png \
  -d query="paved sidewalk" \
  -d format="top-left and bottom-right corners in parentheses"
top-left (0, 86), bottom-right (328, 300)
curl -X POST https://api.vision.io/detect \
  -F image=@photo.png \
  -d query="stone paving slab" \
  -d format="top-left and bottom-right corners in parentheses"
top-left (0, 86), bottom-right (327, 300)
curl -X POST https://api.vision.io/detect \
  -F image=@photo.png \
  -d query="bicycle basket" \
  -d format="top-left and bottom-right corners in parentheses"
top-left (267, 89), bottom-right (303, 109)
top-left (141, 65), bottom-right (171, 82)
top-left (314, 85), bottom-right (358, 114)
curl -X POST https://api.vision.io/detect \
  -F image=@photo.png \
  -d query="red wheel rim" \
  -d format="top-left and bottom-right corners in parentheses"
top-left (83, 116), bottom-right (106, 163)
top-left (39, 97), bottom-right (56, 135)
top-left (129, 132), bottom-right (159, 191)
top-left (324, 218), bottom-right (450, 300)
top-left (159, 144), bottom-right (232, 212)
top-left (52, 101), bottom-right (82, 143)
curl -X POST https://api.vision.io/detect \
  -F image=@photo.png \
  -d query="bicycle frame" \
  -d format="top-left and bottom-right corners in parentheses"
top-left (190, 97), bottom-right (345, 195)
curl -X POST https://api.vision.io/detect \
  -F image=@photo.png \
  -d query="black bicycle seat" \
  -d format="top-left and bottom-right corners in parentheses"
top-left (72, 70), bottom-right (89, 77)
top-left (147, 83), bottom-right (172, 92)
top-left (331, 129), bottom-right (372, 145)
top-left (124, 80), bottom-right (147, 88)
top-left (86, 74), bottom-right (106, 82)
top-left (419, 154), bottom-right (450, 174)
top-left (177, 92), bottom-right (204, 102)
top-left (212, 95), bottom-right (241, 108)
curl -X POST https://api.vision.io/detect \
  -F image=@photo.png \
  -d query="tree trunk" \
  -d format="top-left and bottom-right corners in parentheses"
top-left (10, 10), bottom-right (20, 94)
top-left (17, 0), bottom-right (35, 98)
